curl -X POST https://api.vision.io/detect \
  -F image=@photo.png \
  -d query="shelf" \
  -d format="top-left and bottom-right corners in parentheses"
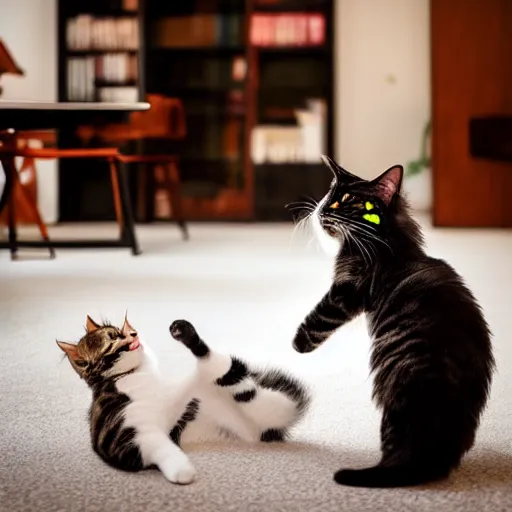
top-left (95, 80), bottom-right (138, 87)
top-left (64, 9), bottom-right (138, 18)
top-left (187, 111), bottom-right (246, 119)
top-left (181, 157), bottom-right (242, 164)
top-left (254, 162), bottom-right (324, 169)
top-left (255, 45), bottom-right (330, 54)
top-left (254, 0), bottom-right (331, 12)
top-left (150, 46), bottom-right (245, 55)
top-left (157, 87), bottom-right (245, 98)
top-left (258, 85), bottom-right (327, 93)
top-left (67, 49), bottom-right (138, 56)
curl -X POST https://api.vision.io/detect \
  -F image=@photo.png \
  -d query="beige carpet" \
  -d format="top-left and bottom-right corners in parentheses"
top-left (1, 221), bottom-right (511, 511)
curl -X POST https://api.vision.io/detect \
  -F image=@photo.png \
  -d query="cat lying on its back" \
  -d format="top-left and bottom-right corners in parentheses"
top-left (57, 315), bottom-right (310, 484)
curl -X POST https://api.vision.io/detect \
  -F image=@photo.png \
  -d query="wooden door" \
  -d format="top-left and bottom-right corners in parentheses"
top-left (431, 0), bottom-right (512, 226)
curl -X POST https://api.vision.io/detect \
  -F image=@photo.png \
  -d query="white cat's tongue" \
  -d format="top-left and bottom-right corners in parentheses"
top-left (129, 339), bottom-right (141, 351)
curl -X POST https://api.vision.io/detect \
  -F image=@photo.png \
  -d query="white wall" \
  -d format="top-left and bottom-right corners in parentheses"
top-left (0, 0), bottom-right (58, 223)
top-left (335, 0), bottom-right (431, 180)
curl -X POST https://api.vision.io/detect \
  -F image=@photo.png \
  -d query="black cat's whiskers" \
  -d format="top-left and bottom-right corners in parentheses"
top-left (354, 232), bottom-right (373, 267)
top-left (328, 211), bottom-right (394, 256)
top-left (345, 226), bottom-right (372, 267)
top-left (320, 209), bottom-right (397, 266)
top-left (355, 226), bottom-right (394, 256)
top-left (286, 199), bottom-right (317, 218)
top-left (322, 211), bottom-right (373, 261)
top-left (287, 198), bottom-right (319, 249)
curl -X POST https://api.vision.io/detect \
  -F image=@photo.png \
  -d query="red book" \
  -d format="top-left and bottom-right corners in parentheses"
top-left (297, 15), bottom-right (308, 46)
top-left (250, 14), bottom-right (261, 45)
top-left (264, 15), bottom-right (274, 46)
top-left (308, 14), bottom-right (325, 45)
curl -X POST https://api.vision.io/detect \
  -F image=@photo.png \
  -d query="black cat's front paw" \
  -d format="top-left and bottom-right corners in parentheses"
top-left (170, 320), bottom-right (209, 358)
top-left (292, 325), bottom-right (316, 354)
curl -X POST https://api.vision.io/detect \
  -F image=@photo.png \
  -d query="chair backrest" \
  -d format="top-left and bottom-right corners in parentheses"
top-left (128, 94), bottom-right (186, 139)
top-left (77, 94), bottom-right (186, 143)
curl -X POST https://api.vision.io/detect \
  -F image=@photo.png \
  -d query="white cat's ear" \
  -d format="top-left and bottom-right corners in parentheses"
top-left (122, 313), bottom-right (136, 336)
top-left (56, 341), bottom-right (79, 361)
top-left (85, 315), bottom-right (100, 333)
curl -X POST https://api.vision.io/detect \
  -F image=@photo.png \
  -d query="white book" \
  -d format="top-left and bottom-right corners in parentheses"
top-left (67, 59), bottom-right (75, 100)
top-left (66, 19), bottom-right (76, 50)
top-left (87, 57), bottom-right (95, 101)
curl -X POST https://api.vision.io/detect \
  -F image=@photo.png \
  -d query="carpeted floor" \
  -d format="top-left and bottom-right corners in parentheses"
top-left (1, 221), bottom-right (512, 512)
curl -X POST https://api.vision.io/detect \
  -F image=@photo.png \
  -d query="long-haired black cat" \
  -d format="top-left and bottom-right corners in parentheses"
top-left (291, 156), bottom-right (494, 488)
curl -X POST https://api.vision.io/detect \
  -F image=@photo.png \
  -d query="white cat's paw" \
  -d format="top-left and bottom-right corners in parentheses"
top-left (170, 462), bottom-right (196, 485)
top-left (161, 459), bottom-right (196, 485)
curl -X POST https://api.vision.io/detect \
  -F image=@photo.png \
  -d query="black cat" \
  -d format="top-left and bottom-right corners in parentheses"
top-left (291, 156), bottom-right (495, 488)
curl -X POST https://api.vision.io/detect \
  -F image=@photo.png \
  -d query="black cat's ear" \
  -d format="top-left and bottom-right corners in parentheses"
top-left (320, 155), bottom-right (360, 182)
top-left (371, 165), bottom-right (403, 205)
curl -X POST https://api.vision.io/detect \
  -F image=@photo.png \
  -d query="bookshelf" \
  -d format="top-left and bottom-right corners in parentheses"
top-left (57, 0), bottom-right (144, 222)
top-left (57, 0), bottom-right (334, 222)
top-left (59, 0), bottom-right (142, 103)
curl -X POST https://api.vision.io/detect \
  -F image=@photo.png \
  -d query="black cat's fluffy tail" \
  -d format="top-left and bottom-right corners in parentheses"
top-left (334, 463), bottom-right (450, 488)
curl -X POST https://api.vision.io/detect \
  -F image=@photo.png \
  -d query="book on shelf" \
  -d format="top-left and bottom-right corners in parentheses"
top-left (251, 99), bottom-right (327, 164)
top-left (250, 13), bottom-right (325, 47)
top-left (95, 53), bottom-right (138, 83)
top-left (167, 56), bottom-right (246, 91)
top-left (67, 54), bottom-right (138, 102)
top-left (154, 15), bottom-right (242, 48)
top-left (223, 119), bottom-right (242, 162)
top-left (67, 15), bottom-right (139, 51)
top-left (98, 86), bottom-right (138, 103)
top-left (123, 0), bottom-right (138, 11)
top-left (67, 57), bottom-right (95, 101)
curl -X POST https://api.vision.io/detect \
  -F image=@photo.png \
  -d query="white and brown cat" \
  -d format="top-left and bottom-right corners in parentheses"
top-left (57, 316), bottom-right (310, 484)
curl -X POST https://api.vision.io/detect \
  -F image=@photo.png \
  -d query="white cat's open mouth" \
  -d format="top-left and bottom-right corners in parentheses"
top-left (129, 339), bottom-right (141, 351)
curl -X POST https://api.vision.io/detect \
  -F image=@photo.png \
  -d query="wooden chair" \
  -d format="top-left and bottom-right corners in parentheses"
top-left (0, 130), bottom-right (138, 259)
top-left (78, 94), bottom-right (189, 240)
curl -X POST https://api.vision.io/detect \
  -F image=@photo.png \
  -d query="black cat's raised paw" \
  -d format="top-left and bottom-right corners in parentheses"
top-left (170, 320), bottom-right (210, 358)
top-left (292, 325), bottom-right (317, 354)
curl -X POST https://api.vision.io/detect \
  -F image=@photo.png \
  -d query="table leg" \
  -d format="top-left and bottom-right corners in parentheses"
top-left (0, 157), bottom-right (12, 218)
top-left (2, 154), bottom-right (19, 260)
top-left (167, 161), bottom-right (189, 241)
top-left (117, 160), bottom-right (141, 256)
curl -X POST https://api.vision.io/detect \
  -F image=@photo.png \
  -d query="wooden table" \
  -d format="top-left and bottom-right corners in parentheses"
top-left (0, 100), bottom-right (150, 256)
